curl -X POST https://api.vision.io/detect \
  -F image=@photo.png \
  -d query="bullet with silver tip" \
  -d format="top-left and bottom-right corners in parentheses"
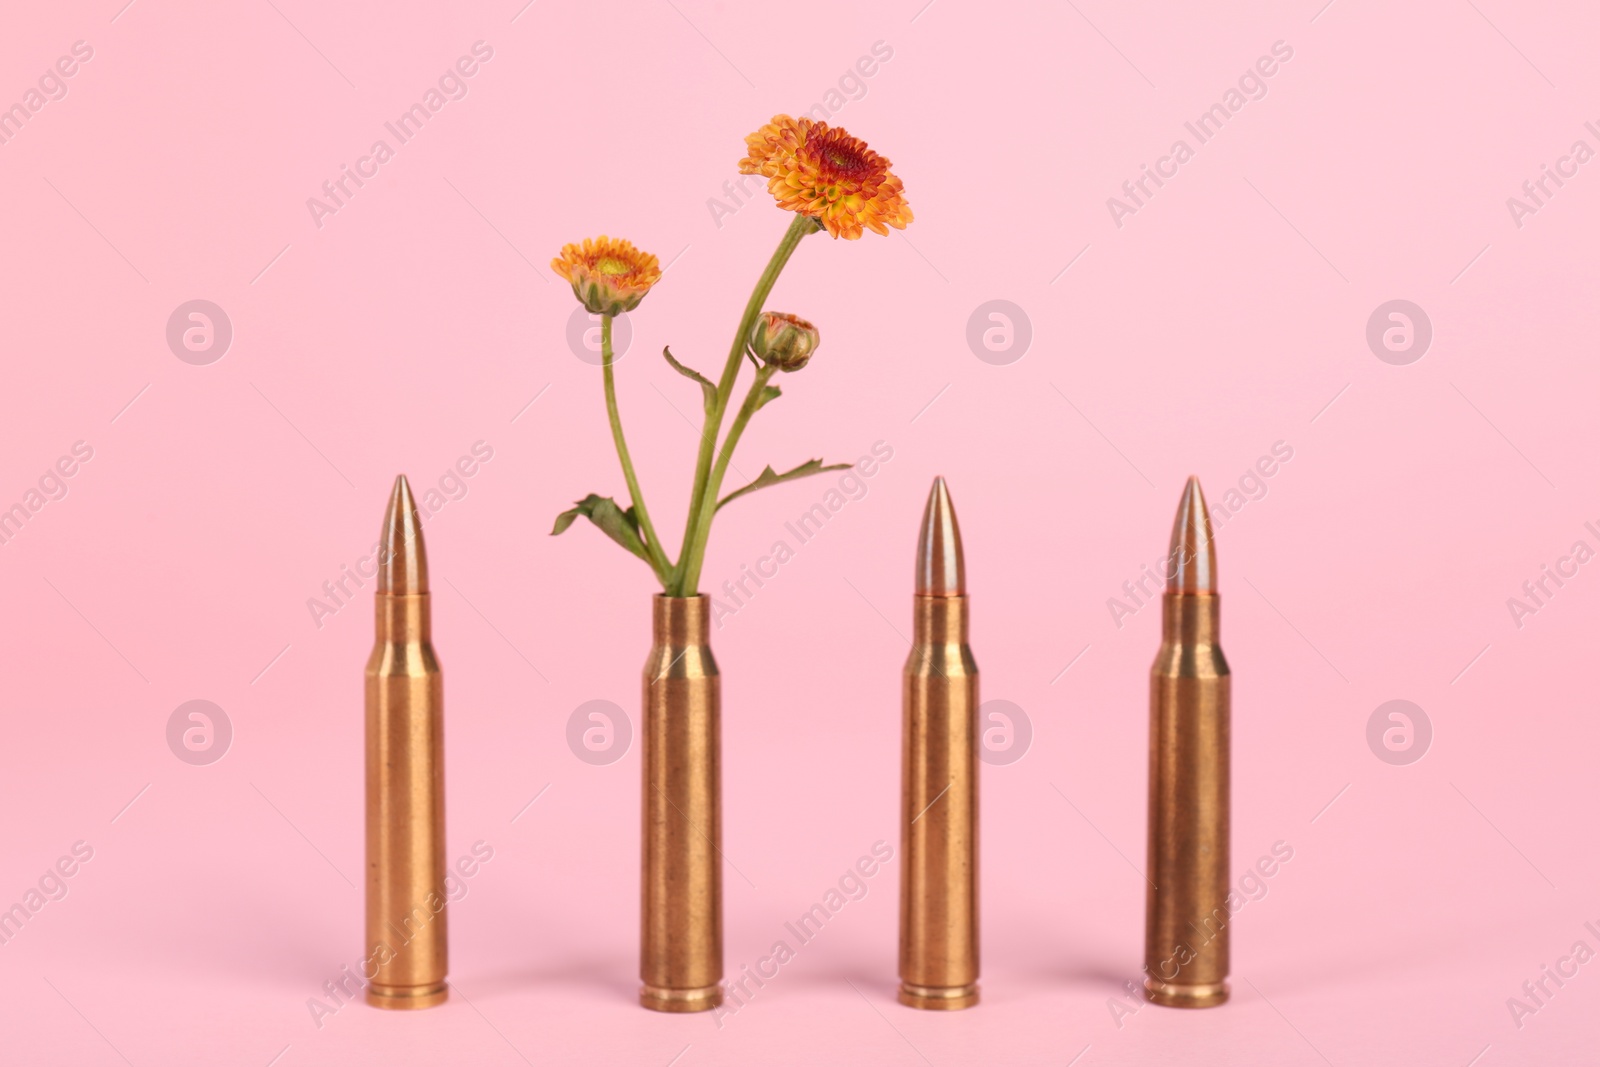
top-left (899, 476), bottom-right (980, 1010)
top-left (1144, 476), bottom-right (1231, 1008)
top-left (365, 475), bottom-right (449, 1010)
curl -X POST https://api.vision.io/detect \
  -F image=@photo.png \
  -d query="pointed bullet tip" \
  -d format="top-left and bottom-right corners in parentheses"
top-left (378, 474), bottom-right (429, 595)
top-left (916, 476), bottom-right (965, 596)
top-left (1167, 477), bottom-right (1216, 594)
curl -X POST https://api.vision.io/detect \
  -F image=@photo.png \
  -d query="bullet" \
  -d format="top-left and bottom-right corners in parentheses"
top-left (1144, 477), bottom-right (1230, 1008)
top-left (640, 595), bottom-right (723, 1012)
top-left (365, 475), bottom-right (449, 1010)
top-left (898, 476), bottom-right (980, 1010)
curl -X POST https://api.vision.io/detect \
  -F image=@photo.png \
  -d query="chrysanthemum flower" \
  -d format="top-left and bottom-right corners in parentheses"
top-left (738, 115), bottom-right (913, 240)
top-left (749, 311), bottom-right (820, 372)
top-left (551, 236), bottom-right (662, 316)
top-left (739, 114), bottom-right (808, 179)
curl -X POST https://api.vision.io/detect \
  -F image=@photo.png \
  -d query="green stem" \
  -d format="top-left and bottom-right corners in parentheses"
top-left (677, 364), bottom-right (777, 594)
top-left (601, 314), bottom-right (671, 582)
top-left (669, 213), bottom-right (816, 594)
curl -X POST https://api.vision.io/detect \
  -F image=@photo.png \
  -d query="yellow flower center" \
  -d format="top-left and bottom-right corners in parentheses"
top-left (595, 256), bottom-right (632, 276)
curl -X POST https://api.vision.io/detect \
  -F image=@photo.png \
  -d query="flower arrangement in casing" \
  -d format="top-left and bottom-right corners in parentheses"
top-left (552, 115), bottom-right (912, 596)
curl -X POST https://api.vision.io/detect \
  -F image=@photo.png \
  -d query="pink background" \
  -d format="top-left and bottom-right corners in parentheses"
top-left (2, 0), bottom-right (1597, 1063)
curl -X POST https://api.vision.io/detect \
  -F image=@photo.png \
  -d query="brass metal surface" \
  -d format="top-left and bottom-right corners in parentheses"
top-left (915, 476), bottom-right (965, 597)
top-left (899, 478), bottom-right (979, 1010)
top-left (640, 595), bottom-right (723, 1012)
top-left (1165, 475), bottom-right (1215, 595)
top-left (365, 475), bottom-right (448, 1010)
top-left (1144, 477), bottom-right (1230, 1009)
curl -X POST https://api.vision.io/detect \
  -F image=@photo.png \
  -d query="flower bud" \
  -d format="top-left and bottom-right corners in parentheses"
top-left (749, 312), bottom-right (819, 372)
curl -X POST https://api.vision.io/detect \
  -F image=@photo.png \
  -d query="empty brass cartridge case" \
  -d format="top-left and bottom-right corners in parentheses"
top-left (365, 475), bottom-right (449, 1010)
top-left (640, 595), bottom-right (723, 1012)
top-left (899, 477), bottom-right (980, 1010)
top-left (1144, 477), bottom-right (1230, 1008)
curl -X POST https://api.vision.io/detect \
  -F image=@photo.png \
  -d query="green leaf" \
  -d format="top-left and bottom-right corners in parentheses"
top-left (551, 493), bottom-right (650, 562)
top-left (662, 347), bottom-right (717, 414)
top-left (752, 384), bottom-right (782, 413)
top-left (716, 459), bottom-right (853, 512)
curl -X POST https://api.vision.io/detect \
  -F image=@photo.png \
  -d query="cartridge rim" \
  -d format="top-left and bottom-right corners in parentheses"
top-left (1143, 977), bottom-right (1229, 1009)
top-left (639, 983), bottom-right (723, 1013)
top-left (366, 982), bottom-right (449, 1010)
top-left (897, 981), bottom-right (979, 1011)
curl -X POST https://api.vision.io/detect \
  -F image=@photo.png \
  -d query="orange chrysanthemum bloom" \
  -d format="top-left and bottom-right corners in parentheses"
top-left (740, 114), bottom-right (807, 178)
top-left (551, 236), bottom-right (662, 316)
top-left (738, 115), bottom-right (913, 240)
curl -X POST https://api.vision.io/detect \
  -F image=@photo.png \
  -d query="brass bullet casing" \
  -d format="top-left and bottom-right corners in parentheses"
top-left (365, 476), bottom-right (449, 1010)
top-left (1144, 477), bottom-right (1231, 1009)
top-left (899, 477), bottom-right (980, 1011)
top-left (640, 595), bottom-right (723, 1012)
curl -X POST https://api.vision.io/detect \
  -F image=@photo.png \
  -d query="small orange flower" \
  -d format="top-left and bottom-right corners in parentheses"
top-left (738, 115), bottom-right (913, 240)
top-left (551, 236), bottom-right (662, 316)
